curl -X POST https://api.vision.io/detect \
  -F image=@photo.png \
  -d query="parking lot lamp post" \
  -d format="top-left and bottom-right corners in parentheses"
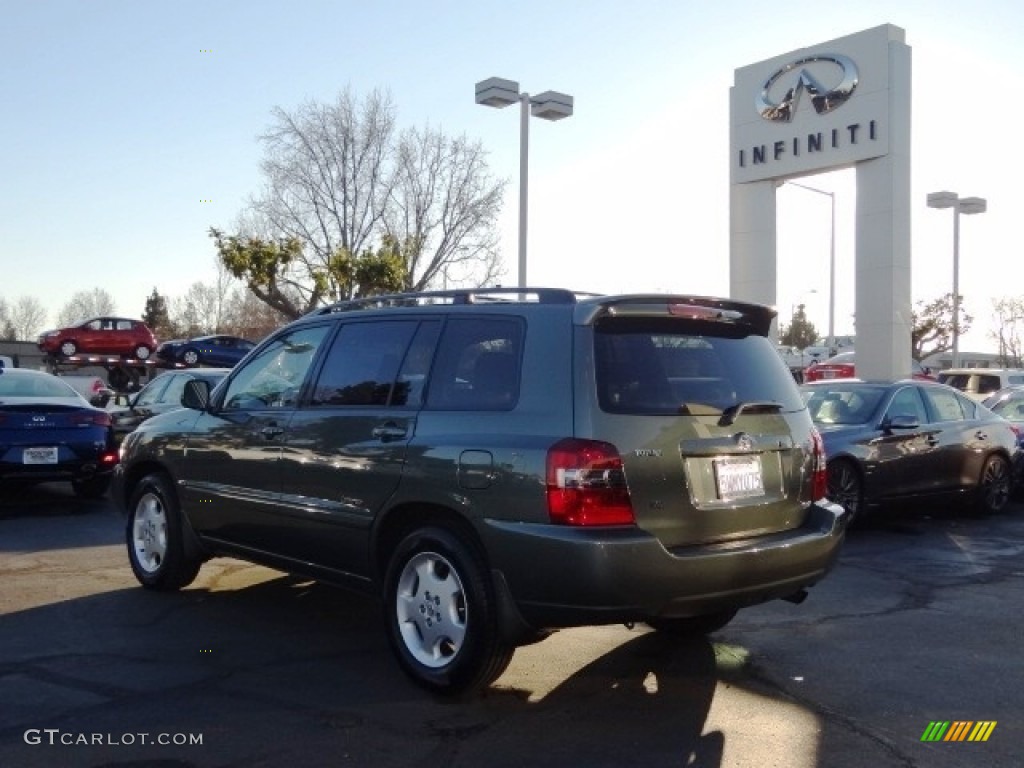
top-left (475, 78), bottom-right (574, 288)
top-left (926, 191), bottom-right (987, 369)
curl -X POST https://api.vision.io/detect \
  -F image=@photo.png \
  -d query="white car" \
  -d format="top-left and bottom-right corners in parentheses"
top-left (937, 368), bottom-right (1024, 402)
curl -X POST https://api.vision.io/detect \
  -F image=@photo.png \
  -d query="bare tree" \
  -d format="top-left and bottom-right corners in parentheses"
top-left (0, 297), bottom-right (14, 340)
top-left (386, 126), bottom-right (505, 290)
top-left (171, 261), bottom-right (241, 336)
top-left (8, 296), bottom-right (48, 341)
top-left (217, 87), bottom-right (506, 317)
top-left (57, 288), bottom-right (117, 327)
top-left (251, 88), bottom-right (396, 302)
top-left (991, 297), bottom-right (1024, 367)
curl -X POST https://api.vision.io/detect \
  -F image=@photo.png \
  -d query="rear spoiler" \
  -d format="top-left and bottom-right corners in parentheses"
top-left (574, 295), bottom-right (776, 335)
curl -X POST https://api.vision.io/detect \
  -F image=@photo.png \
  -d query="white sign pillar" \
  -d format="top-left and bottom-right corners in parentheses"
top-left (729, 25), bottom-right (912, 380)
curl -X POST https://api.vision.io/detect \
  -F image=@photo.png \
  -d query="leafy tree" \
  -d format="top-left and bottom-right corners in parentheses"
top-left (57, 288), bottom-right (116, 328)
top-left (990, 297), bottom-right (1024, 367)
top-left (911, 293), bottom-right (972, 361)
top-left (142, 288), bottom-right (175, 341)
top-left (7, 296), bottom-right (48, 341)
top-left (215, 87), bottom-right (505, 319)
top-left (780, 304), bottom-right (819, 349)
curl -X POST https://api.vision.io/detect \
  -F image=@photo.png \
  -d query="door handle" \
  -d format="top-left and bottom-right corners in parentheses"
top-left (372, 423), bottom-right (407, 441)
top-left (975, 431), bottom-right (988, 441)
top-left (260, 425), bottom-right (284, 440)
top-left (926, 435), bottom-right (939, 446)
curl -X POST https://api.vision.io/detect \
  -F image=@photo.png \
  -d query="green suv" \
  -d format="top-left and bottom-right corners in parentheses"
top-left (113, 288), bottom-right (848, 693)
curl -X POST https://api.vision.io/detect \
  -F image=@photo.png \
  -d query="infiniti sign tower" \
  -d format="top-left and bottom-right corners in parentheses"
top-left (729, 24), bottom-right (911, 380)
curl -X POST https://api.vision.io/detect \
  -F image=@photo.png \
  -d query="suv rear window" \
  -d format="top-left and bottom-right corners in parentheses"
top-left (594, 317), bottom-right (803, 414)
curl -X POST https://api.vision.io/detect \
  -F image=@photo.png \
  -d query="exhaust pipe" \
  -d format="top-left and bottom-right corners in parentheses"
top-left (782, 589), bottom-right (809, 604)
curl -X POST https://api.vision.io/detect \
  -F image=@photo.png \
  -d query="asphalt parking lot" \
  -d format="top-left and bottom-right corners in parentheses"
top-left (1, 485), bottom-right (1022, 768)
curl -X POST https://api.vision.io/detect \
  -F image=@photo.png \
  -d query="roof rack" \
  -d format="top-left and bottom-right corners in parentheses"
top-left (310, 287), bottom-right (594, 315)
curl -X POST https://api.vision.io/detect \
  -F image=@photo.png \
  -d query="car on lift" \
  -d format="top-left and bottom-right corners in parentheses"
top-left (38, 317), bottom-right (158, 360)
top-left (155, 335), bottom-right (255, 368)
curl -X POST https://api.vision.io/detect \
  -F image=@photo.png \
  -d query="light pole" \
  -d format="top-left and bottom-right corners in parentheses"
top-left (926, 191), bottom-right (987, 369)
top-left (475, 77), bottom-right (574, 288)
top-left (784, 181), bottom-right (836, 344)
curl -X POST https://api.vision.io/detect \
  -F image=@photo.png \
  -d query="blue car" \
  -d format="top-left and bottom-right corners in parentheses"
top-left (0, 368), bottom-right (118, 498)
top-left (155, 335), bottom-right (255, 368)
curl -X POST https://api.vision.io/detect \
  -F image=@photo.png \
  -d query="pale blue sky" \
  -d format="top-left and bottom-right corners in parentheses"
top-left (3, 1), bottom-right (1022, 350)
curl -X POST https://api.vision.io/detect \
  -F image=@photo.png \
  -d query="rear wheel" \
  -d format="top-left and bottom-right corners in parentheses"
top-left (127, 473), bottom-right (201, 590)
top-left (60, 340), bottom-right (78, 357)
top-left (134, 345), bottom-right (151, 360)
top-left (646, 610), bottom-right (737, 637)
top-left (383, 526), bottom-right (514, 694)
top-left (974, 454), bottom-right (1010, 516)
top-left (827, 459), bottom-right (864, 524)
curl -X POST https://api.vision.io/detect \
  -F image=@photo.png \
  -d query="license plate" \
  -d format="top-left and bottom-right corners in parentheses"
top-left (23, 447), bottom-right (58, 465)
top-left (822, 370), bottom-right (837, 379)
top-left (714, 456), bottom-right (764, 500)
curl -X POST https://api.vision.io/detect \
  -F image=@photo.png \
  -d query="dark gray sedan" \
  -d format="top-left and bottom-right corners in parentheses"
top-left (110, 368), bottom-right (230, 441)
top-left (801, 379), bottom-right (1019, 522)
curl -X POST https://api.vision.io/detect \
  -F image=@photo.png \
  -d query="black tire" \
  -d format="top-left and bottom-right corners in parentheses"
top-left (383, 525), bottom-right (514, 694)
top-left (974, 454), bottom-right (1011, 516)
top-left (134, 345), bottom-right (151, 360)
top-left (72, 475), bottom-right (110, 499)
top-left (126, 473), bottom-right (201, 591)
top-left (827, 459), bottom-right (864, 525)
top-left (60, 340), bottom-right (78, 357)
top-left (646, 609), bottom-right (737, 637)
top-left (182, 348), bottom-right (199, 366)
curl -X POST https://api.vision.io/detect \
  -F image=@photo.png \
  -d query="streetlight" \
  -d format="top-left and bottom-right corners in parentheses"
top-left (475, 77), bottom-right (574, 288)
top-left (785, 180), bottom-right (836, 344)
top-left (926, 191), bottom-right (987, 369)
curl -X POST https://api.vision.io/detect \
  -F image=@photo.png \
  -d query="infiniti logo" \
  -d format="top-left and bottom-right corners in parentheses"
top-left (32, 415), bottom-right (47, 422)
top-left (756, 54), bottom-right (859, 123)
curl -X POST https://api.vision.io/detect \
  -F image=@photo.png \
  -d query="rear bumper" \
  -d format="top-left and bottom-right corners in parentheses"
top-left (482, 501), bottom-right (848, 630)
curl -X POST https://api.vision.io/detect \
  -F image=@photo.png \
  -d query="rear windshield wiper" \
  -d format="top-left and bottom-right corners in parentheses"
top-left (719, 401), bottom-right (782, 426)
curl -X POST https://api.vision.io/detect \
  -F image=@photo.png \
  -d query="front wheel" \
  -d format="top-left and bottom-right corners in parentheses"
top-left (383, 526), bottom-right (514, 694)
top-left (182, 348), bottom-right (199, 365)
top-left (827, 459), bottom-right (864, 525)
top-left (974, 454), bottom-right (1011, 516)
top-left (127, 473), bottom-right (201, 590)
top-left (646, 610), bottom-right (737, 637)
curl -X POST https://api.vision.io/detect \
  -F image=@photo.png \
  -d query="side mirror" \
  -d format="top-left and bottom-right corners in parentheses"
top-left (883, 414), bottom-right (919, 432)
top-left (89, 388), bottom-right (115, 408)
top-left (183, 379), bottom-right (211, 411)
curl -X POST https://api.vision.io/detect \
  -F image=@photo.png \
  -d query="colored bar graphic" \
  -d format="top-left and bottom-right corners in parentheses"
top-left (921, 720), bottom-right (996, 742)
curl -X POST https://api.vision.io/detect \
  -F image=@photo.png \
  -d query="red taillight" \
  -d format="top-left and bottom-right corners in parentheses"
top-left (100, 449), bottom-right (119, 465)
top-left (810, 428), bottom-right (828, 501)
top-left (546, 438), bottom-right (635, 526)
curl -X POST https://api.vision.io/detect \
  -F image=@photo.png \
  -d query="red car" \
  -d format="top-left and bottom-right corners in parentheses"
top-left (804, 351), bottom-right (934, 382)
top-left (38, 317), bottom-right (159, 360)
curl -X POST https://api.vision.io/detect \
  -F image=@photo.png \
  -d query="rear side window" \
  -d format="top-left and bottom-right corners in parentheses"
top-left (922, 386), bottom-right (966, 422)
top-left (311, 321), bottom-right (419, 406)
top-left (976, 375), bottom-right (1001, 395)
top-left (594, 317), bottom-right (803, 414)
top-left (426, 317), bottom-right (523, 411)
